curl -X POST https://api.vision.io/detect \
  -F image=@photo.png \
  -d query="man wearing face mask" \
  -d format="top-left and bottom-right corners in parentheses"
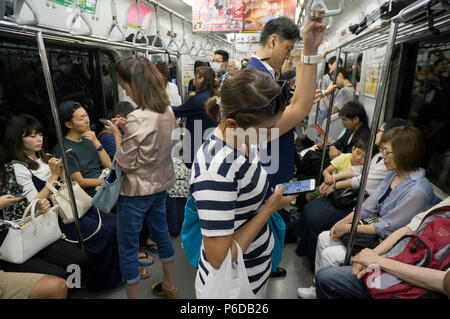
top-left (211, 50), bottom-right (231, 90)
top-left (53, 53), bottom-right (90, 105)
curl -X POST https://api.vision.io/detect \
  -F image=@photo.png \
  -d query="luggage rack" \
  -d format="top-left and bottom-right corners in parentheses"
top-left (313, 0), bottom-right (450, 265)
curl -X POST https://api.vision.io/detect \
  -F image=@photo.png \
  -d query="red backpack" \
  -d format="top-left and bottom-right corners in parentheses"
top-left (364, 205), bottom-right (450, 299)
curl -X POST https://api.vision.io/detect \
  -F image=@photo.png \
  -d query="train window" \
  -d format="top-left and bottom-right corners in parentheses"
top-left (399, 42), bottom-right (450, 194)
top-left (409, 45), bottom-right (449, 194)
top-left (100, 52), bottom-right (118, 117)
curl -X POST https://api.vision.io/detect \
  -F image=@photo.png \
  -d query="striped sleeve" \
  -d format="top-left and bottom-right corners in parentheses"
top-left (191, 171), bottom-right (237, 237)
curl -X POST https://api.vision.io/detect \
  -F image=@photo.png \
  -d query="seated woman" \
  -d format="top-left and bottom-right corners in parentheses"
top-left (315, 196), bottom-right (450, 299)
top-left (171, 66), bottom-right (219, 168)
top-left (295, 119), bottom-right (406, 267)
top-left (297, 101), bottom-right (370, 180)
top-left (298, 125), bottom-right (436, 299)
top-left (4, 115), bottom-right (121, 291)
top-left (51, 100), bottom-right (111, 197)
top-left (0, 144), bottom-right (88, 287)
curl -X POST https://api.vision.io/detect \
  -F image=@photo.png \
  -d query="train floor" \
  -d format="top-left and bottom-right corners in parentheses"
top-left (69, 236), bottom-right (315, 299)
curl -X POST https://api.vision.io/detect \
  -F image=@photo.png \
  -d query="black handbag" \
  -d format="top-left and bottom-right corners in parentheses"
top-left (331, 188), bottom-right (360, 211)
top-left (341, 232), bottom-right (380, 256)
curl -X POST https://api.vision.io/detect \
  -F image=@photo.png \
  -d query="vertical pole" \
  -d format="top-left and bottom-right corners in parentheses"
top-left (36, 31), bottom-right (85, 251)
top-left (318, 48), bottom-right (341, 183)
top-left (344, 21), bottom-right (399, 265)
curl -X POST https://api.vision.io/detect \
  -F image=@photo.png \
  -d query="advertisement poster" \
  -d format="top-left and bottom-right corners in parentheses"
top-left (193, 0), bottom-right (244, 32)
top-left (126, 3), bottom-right (154, 29)
top-left (363, 64), bottom-right (381, 98)
top-left (243, 0), bottom-right (296, 31)
top-left (49, 0), bottom-right (98, 15)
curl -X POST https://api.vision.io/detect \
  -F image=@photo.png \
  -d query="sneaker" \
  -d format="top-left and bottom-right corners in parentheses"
top-left (297, 286), bottom-right (316, 299)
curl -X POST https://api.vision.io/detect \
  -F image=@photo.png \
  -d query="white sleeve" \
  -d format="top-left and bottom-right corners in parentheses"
top-left (13, 163), bottom-right (38, 202)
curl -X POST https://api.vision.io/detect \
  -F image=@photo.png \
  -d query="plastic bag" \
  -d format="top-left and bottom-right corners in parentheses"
top-left (197, 240), bottom-right (255, 299)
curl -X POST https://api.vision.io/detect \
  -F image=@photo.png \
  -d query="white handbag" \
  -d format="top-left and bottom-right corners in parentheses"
top-left (46, 181), bottom-right (92, 224)
top-left (196, 240), bottom-right (256, 299)
top-left (0, 200), bottom-right (62, 264)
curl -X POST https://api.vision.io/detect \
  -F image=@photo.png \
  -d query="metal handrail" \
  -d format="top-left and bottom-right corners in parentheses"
top-left (132, 0), bottom-right (149, 47)
top-left (35, 31), bottom-right (85, 250)
top-left (106, 0), bottom-right (125, 42)
top-left (69, 0), bottom-right (92, 36)
top-left (14, 0), bottom-right (39, 26)
top-left (344, 21), bottom-right (400, 265)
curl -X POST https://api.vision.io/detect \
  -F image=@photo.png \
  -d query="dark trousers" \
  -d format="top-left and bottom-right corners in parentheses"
top-left (0, 239), bottom-right (89, 280)
top-left (295, 196), bottom-right (351, 264)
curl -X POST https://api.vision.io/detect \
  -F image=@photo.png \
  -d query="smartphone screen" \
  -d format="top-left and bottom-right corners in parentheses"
top-left (281, 179), bottom-right (315, 195)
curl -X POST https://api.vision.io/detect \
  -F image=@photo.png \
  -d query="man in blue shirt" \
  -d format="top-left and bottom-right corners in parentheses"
top-left (247, 15), bottom-right (326, 277)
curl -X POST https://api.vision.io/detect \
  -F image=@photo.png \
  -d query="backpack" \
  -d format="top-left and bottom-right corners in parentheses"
top-left (364, 206), bottom-right (450, 299)
top-left (181, 197), bottom-right (285, 272)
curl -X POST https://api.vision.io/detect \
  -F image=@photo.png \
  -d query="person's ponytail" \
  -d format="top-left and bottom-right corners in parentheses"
top-left (206, 96), bottom-right (221, 122)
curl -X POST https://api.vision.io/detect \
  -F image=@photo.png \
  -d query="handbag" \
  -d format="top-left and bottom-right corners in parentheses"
top-left (331, 188), bottom-right (360, 211)
top-left (91, 157), bottom-right (124, 213)
top-left (341, 231), bottom-right (380, 256)
top-left (197, 240), bottom-right (255, 299)
top-left (46, 181), bottom-right (92, 224)
top-left (0, 200), bottom-right (62, 264)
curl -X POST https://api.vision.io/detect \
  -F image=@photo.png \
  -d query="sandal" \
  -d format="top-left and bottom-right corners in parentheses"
top-left (138, 250), bottom-right (155, 267)
top-left (152, 282), bottom-right (178, 299)
top-left (140, 267), bottom-right (150, 280)
top-left (143, 243), bottom-right (159, 254)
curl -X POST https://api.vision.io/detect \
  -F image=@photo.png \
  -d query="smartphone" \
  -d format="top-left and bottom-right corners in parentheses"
top-left (14, 190), bottom-right (30, 198)
top-left (277, 179), bottom-right (316, 195)
top-left (99, 118), bottom-right (109, 126)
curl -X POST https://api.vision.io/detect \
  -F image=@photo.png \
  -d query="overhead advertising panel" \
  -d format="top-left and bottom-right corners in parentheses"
top-left (192, 0), bottom-right (244, 33)
top-left (49, 0), bottom-right (98, 15)
top-left (243, 0), bottom-right (296, 32)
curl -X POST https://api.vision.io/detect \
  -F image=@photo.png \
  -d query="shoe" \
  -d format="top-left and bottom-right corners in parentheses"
top-left (143, 243), bottom-right (159, 254)
top-left (138, 250), bottom-right (155, 267)
top-left (297, 286), bottom-right (316, 299)
top-left (140, 267), bottom-right (150, 280)
top-left (269, 267), bottom-right (287, 278)
top-left (152, 282), bottom-right (178, 299)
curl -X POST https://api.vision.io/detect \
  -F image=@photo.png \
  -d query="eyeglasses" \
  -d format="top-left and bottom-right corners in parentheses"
top-left (226, 80), bottom-right (290, 118)
top-left (379, 148), bottom-right (394, 157)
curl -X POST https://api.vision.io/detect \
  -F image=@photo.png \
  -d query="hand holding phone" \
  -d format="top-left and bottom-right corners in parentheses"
top-left (99, 118), bottom-right (110, 126)
top-left (276, 179), bottom-right (316, 195)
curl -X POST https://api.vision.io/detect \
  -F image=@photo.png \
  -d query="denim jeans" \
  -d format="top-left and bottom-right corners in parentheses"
top-left (116, 191), bottom-right (175, 285)
top-left (315, 266), bottom-right (372, 299)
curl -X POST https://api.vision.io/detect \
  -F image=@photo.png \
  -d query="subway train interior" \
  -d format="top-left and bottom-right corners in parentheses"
top-left (0, 0), bottom-right (449, 302)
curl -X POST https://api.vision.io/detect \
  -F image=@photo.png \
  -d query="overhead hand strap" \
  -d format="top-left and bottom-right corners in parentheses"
top-left (69, 0), bottom-right (93, 36)
top-left (132, 0), bottom-right (149, 47)
top-left (107, 0), bottom-right (125, 42)
top-left (166, 13), bottom-right (180, 53)
top-left (150, 1), bottom-right (165, 50)
top-left (14, 0), bottom-right (39, 26)
top-left (179, 20), bottom-right (190, 54)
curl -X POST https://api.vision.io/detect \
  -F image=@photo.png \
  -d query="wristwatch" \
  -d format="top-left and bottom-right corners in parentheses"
top-left (96, 145), bottom-right (104, 152)
top-left (321, 89), bottom-right (326, 98)
top-left (301, 54), bottom-right (322, 65)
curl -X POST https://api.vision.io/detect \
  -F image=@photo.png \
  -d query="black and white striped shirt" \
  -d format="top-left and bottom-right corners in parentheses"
top-left (190, 134), bottom-right (274, 295)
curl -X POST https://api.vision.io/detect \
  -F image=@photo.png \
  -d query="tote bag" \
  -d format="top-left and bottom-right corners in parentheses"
top-left (46, 181), bottom-right (92, 224)
top-left (196, 240), bottom-right (255, 299)
top-left (91, 157), bottom-right (124, 213)
top-left (0, 200), bottom-right (62, 264)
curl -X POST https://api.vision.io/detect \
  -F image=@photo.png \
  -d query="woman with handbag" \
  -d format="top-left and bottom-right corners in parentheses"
top-left (3, 115), bottom-right (121, 291)
top-left (295, 119), bottom-right (407, 272)
top-left (108, 56), bottom-right (178, 299)
top-left (0, 144), bottom-right (88, 286)
top-left (298, 125), bottom-right (436, 299)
